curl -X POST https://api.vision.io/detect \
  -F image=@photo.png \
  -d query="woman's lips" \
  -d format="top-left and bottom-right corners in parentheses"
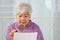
top-left (21, 22), bottom-right (26, 24)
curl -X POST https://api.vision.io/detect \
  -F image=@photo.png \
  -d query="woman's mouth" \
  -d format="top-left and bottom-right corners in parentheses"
top-left (21, 22), bottom-right (26, 24)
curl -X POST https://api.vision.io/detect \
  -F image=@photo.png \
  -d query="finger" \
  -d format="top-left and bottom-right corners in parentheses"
top-left (10, 29), bottom-right (16, 36)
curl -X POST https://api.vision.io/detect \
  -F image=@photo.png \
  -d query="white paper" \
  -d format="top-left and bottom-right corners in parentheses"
top-left (13, 32), bottom-right (37, 40)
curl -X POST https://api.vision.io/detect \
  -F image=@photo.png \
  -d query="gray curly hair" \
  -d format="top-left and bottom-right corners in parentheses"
top-left (15, 3), bottom-right (32, 15)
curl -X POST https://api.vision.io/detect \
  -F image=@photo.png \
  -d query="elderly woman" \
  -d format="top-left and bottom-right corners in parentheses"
top-left (6, 3), bottom-right (44, 40)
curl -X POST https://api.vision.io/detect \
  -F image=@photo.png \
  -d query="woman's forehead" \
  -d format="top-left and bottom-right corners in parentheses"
top-left (17, 12), bottom-right (30, 16)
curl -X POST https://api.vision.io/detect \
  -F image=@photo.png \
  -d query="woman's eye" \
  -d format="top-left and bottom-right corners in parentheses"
top-left (19, 15), bottom-right (22, 17)
top-left (25, 16), bottom-right (28, 17)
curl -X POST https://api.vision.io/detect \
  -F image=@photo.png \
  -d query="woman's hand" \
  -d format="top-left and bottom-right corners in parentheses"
top-left (9, 29), bottom-right (16, 40)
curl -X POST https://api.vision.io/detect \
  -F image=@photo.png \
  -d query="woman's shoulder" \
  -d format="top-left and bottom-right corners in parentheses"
top-left (30, 20), bottom-right (38, 26)
top-left (31, 21), bottom-right (41, 32)
top-left (30, 21), bottom-right (40, 28)
top-left (9, 22), bottom-right (17, 26)
top-left (7, 22), bottom-right (17, 28)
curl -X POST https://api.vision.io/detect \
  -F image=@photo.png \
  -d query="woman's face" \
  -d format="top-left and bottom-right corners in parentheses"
top-left (16, 12), bottom-right (30, 26)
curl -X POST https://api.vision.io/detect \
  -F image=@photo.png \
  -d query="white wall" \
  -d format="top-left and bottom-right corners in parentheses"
top-left (0, 0), bottom-right (14, 40)
top-left (53, 0), bottom-right (60, 40)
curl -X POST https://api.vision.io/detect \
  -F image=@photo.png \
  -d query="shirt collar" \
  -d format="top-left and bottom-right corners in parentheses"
top-left (25, 20), bottom-right (32, 27)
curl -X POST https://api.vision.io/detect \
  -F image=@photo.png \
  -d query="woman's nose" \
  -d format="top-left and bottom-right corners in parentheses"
top-left (21, 17), bottom-right (25, 20)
